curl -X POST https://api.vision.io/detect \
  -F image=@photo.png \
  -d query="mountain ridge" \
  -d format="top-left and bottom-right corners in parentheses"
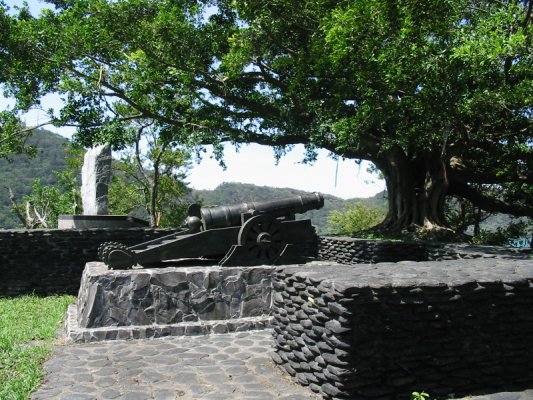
top-left (3, 130), bottom-right (518, 236)
top-left (0, 129), bottom-right (384, 230)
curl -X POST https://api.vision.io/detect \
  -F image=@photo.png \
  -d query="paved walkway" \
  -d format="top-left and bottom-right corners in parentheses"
top-left (31, 330), bottom-right (321, 400)
top-left (463, 393), bottom-right (533, 400)
top-left (31, 329), bottom-right (533, 400)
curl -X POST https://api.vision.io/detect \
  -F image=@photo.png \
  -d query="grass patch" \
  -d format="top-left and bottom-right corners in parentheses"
top-left (0, 294), bottom-right (75, 400)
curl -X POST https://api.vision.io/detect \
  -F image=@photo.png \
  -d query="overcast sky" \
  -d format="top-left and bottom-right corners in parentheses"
top-left (1, 0), bottom-right (385, 199)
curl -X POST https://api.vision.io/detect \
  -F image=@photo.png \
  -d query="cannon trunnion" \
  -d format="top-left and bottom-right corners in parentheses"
top-left (99, 193), bottom-right (324, 269)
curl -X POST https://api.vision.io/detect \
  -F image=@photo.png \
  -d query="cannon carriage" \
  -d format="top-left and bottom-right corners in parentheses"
top-left (99, 193), bottom-right (324, 269)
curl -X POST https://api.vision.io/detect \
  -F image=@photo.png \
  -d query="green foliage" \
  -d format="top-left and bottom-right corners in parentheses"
top-left (109, 161), bottom-right (191, 228)
top-left (108, 174), bottom-right (144, 217)
top-left (0, 129), bottom-right (74, 228)
top-left (0, 112), bottom-right (35, 159)
top-left (445, 194), bottom-right (532, 244)
top-left (327, 202), bottom-right (386, 236)
top-left (472, 220), bottom-right (532, 246)
top-left (0, 294), bottom-right (75, 399)
top-left (108, 124), bottom-right (192, 227)
top-left (14, 142), bottom-right (83, 228)
top-left (411, 391), bottom-right (431, 400)
top-left (19, 178), bottom-right (75, 228)
top-left (0, 0), bottom-right (531, 231)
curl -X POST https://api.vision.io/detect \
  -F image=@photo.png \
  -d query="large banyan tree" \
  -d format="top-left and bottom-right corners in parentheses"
top-left (1, 0), bottom-right (532, 233)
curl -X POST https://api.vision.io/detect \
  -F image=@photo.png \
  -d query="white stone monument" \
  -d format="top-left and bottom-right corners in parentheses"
top-left (81, 144), bottom-right (112, 215)
top-left (58, 144), bottom-right (148, 228)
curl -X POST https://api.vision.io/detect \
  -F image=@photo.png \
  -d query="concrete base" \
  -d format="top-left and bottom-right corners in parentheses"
top-left (69, 261), bottom-right (276, 342)
top-left (58, 215), bottom-right (149, 229)
top-left (65, 303), bottom-right (273, 343)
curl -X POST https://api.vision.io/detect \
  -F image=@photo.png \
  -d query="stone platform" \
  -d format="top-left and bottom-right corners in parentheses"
top-left (66, 258), bottom-right (533, 399)
top-left (271, 259), bottom-right (533, 399)
top-left (58, 215), bottom-right (149, 229)
top-left (67, 262), bottom-right (275, 343)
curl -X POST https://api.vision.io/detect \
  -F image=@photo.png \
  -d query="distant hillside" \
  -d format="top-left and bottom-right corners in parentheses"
top-left (0, 129), bottom-right (71, 228)
top-left (0, 131), bottom-right (385, 231)
top-left (192, 182), bottom-right (387, 234)
top-left (1, 131), bottom-right (524, 235)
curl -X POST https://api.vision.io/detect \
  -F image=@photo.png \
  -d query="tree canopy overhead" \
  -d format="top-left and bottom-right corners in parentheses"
top-left (1, 0), bottom-right (531, 234)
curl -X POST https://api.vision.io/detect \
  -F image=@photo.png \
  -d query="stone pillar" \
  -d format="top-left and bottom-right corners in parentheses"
top-left (81, 144), bottom-right (112, 215)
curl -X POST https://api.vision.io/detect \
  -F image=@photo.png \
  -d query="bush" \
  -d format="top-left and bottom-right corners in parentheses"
top-left (472, 220), bottom-right (532, 246)
top-left (327, 202), bottom-right (385, 236)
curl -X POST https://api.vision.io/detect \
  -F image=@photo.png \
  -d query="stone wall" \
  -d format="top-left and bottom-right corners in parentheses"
top-left (66, 262), bottom-right (274, 343)
top-left (1, 229), bottom-right (529, 297)
top-left (77, 262), bottom-right (273, 328)
top-left (318, 236), bottom-right (530, 264)
top-left (271, 260), bottom-right (533, 399)
top-left (0, 228), bottom-right (179, 296)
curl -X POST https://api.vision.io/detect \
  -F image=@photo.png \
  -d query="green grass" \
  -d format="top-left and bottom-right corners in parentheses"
top-left (0, 294), bottom-right (75, 400)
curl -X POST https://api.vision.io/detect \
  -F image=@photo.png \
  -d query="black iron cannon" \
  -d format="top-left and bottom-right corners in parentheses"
top-left (99, 193), bottom-right (324, 269)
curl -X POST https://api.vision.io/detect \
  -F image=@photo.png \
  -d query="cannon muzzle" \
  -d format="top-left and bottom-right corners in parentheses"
top-left (187, 193), bottom-right (324, 230)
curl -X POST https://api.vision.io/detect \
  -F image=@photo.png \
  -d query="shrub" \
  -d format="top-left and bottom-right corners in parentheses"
top-left (327, 202), bottom-right (385, 236)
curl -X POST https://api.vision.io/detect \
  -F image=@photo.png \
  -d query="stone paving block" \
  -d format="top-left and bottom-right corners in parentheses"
top-left (100, 389), bottom-right (121, 399)
top-left (60, 395), bottom-right (96, 400)
top-left (32, 330), bottom-right (320, 400)
top-left (116, 392), bottom-right (147, 400)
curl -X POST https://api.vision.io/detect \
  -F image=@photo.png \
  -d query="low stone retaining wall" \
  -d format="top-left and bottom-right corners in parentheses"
top-left (271, 259), bottom-right (533, 399)
top-left (318, 236), bottom-right (530, 264)
top-left (0, 228), bottom-right (179, 296)
top-left (1, 229), bottom-right (528, 298)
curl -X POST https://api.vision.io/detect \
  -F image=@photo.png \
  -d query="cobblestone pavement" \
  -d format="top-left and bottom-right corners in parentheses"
top-left (31, 328), bottom-right (533, 400)
top-left (31, 330), bottom-right (321, 400)
top-left (459, 392), bottom-right (533, 400)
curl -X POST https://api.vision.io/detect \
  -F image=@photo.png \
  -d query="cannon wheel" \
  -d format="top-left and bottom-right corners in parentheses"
top-left (98, 241), bottom-right (135, 269)
top-left (237, 215), bottom-right (284, 264)
top-left (98, 242), bottom-right (118, 263)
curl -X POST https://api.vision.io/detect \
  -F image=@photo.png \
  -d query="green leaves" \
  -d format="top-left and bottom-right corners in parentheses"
top-left (328, 202), bottom-right (386, 236)
top-left (411, 391), bottom-right (431, 400)
top-left (109, 122), bottom-right (192, 227)
top-left (1, 0), bottom-right (531, 228)
top-left (0, 111), bottom-right (35, 159)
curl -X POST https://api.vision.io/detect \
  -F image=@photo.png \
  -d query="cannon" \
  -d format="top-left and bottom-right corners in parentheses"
top-left (99, 193), bottom-right (324, 269)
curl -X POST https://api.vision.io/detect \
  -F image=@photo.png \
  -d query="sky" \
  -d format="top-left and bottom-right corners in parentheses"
top-left (1, 0), bottom-right (385, 199)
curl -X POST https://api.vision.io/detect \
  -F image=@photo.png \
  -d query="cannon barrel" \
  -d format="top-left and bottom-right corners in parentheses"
top-left (193, 193), bottom-right (324, 230)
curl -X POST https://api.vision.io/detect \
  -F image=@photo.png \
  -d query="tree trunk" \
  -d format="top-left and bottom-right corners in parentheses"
top-left (374, 146), bottom-right (451, 234)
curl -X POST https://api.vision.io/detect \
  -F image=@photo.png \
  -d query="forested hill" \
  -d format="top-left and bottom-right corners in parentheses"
top-left (0, 129), bottom-right (522, 236)
top-left (0, 129), bottom-right (384, 231)
top-left (192, 182), bottom-right (387, 234)
top-left (0, 129), bottom-right (71, 228)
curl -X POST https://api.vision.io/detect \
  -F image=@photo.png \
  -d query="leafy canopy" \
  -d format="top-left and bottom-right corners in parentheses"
top-left (0, 0), bottom-right (531, 223)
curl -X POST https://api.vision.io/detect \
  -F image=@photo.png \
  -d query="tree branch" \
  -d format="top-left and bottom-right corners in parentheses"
top-left (134, 125), bottom-right (151, 184)
top-left (449, 158), bottom-right (533, 184)
top-left (5, 186), bottom-right (31, 228)
top-left (448, 181), bottom-right (533, 217)
top-left (32, 200), bottom-right (49, 228)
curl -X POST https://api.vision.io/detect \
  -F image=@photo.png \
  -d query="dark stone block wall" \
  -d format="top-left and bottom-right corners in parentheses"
top-left (0, 228), bottom-right (179, 296)
top-left (318, 236), bottom-right (530, 264)
top-left (1, 230), bottom-right (528, 297)
top-left (271, 260), bottom-right (533, 400)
